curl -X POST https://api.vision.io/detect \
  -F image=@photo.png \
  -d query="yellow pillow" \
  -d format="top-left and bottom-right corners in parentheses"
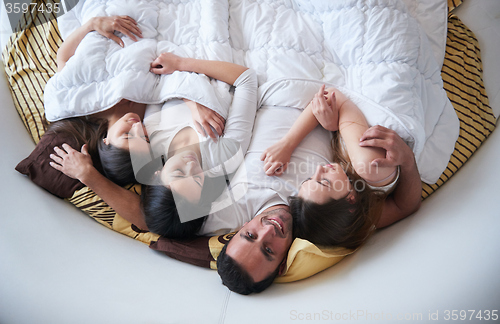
top-left (276, 239), bottom-right (354, 283)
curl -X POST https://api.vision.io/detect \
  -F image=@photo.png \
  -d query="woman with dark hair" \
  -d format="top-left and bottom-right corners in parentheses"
top-left (52, 15), bottom-right (154, 186)
top-left (49, 15), bottom-right (257, 233)
top-left (51, 15), bottom-right (228, 187)
top-left (138, 53), bottom-right (257, 238)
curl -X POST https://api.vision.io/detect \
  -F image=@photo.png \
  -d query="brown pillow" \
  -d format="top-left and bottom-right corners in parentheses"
top-left (15, 131), bottom-right (85, 198)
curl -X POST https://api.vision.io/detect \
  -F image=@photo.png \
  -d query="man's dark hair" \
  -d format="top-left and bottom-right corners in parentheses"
top-left (141, 184), bottom-right (206, 238)
top-left (216, 238), bottom-right (281, 295)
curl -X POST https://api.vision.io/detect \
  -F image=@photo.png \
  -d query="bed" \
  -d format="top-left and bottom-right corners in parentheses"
top-left (1, 0), bottom-right (499, 323)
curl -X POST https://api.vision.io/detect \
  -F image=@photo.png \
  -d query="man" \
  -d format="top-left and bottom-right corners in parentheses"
top-left (216, 205), bottom-right (294, 294)
top-left (213, 123), bottom-right (421, 295)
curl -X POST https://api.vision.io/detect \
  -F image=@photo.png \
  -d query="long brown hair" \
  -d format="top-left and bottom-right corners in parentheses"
top-left (45, 117), bottom-right (104, 171)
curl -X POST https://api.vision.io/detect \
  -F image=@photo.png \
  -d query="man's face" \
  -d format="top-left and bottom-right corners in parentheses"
top-left (225, 207), bottom-right (294, 282)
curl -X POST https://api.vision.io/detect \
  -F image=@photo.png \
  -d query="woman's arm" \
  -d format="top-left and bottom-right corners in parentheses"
top-left (151, 52), bottom-right (258, 151)
top-left (150, 52), bottom-right (247, 86)
top-left (260, 103), bottom-right (319, 176)
top-left (57, 16), bottom-right (142, 71)
top-left (50, 144), bottom-right (148, 230)
top-left (359, 126), bottom-right (422, 227)
top-left (334, 91), bottom-right (397, 186)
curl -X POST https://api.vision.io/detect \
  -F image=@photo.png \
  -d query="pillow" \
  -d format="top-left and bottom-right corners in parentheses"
top-left (150, 233), bottom-right (353, 282)
top-left (275, 239), bottom-right (353, 283)
top-left (15, 131), bottom-right (85, 198)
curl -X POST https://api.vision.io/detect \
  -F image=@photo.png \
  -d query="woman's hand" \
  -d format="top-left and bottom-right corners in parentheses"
top-left (260, 139), bottom-right (294, 176)
top-left (184, 99), bottom-right (225, 140)
top-left (49, 144), bottom-right (95, 183)
top-left (311, 85), bottom-right (339, 132)
top-left (90, 15), bottom-right (142, 47)
top-left (150, 52), bottom-right (184, 75)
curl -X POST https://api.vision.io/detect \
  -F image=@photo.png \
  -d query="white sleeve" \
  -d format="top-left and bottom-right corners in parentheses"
top-left (221, 69), bottom-right (258, 153)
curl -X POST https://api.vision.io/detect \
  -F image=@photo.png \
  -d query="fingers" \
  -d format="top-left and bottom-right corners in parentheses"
top-left (263, 161), bottom-right (286, 176)
top-left (313, 86), bottom-right (329, 109)
top-left (264, 162), bottom-right (277, 176)
top-left (113, 16), bottom-right (142, 42)
top-left (193, 121), bottom-right (205, 137)
top-left (275, 163), bottom-right (287, 176)
top-left (49, 160), bottom-right (63, 172)
top-left (213, 112), bottom-right (226, 135)
top-left (62, 143), bottom-right (77, 153)
top-left (107, 33), bottom-right (124, 47)
top-left (53, 145), bottom-right (68, 157)
top-left (202, 121), bottom-right (217, 140)
top-left (210, 121), bottom-right (223, 137)
top-left (370, 158), bottom-right (391, 168)
top-left (149, 56), bottom-right (167, 74)
top-left (317, 84), bottom-right (325, 96)
top-left (358, 138), bottom-right (388, 150)
top-left (359, 125), bottom-right (390, 142)
top-left (49, 153), bottom-right (63, 165)
top-left (149, 66), bottom-right (164, 74)
top-left (117, 16), bottom-right (142, 40)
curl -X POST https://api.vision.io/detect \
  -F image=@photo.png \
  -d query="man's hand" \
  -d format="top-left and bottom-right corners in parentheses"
top-left (49, 143), bottom-right (94, 183)
top-left (359, 125), bottom-right (413, 168)
top-left (91, 15), bottom-right (142, 47)
top-left (360, 126), bottom-right (421, 228)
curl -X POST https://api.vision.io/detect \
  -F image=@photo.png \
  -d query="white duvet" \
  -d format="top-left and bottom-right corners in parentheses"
top-left (44, 0), bottom-right (458, 184)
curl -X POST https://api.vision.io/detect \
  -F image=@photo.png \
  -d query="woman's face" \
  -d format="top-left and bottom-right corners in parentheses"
top-left (159, 150), bottom-right (205, 204)
top-left (298, 163), bottom-right (353, 204)
top-left (105, 113), bottom-right (149, 154)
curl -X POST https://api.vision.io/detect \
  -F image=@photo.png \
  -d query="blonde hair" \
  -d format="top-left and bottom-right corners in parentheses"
top-left (330, 131), bottom-right (385, 244)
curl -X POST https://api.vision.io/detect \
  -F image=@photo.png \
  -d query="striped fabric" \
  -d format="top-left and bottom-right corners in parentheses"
top-left (2, 9), bottom-right (60, 144)
top-left (421, 2), bottom-right (497, 199)
top-left (447, 0), bottom-right (463, 12)
top-left (2, 0), bottom-right (496, 243)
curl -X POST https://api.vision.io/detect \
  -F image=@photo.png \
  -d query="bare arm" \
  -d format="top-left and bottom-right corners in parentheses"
top-left (260, 87), bottom-right (324, 176)
top-left (57, 16), bottom-right (141, 71)
top-left (359, 126), bottom-right (422, 228)
top-left (260, 104), bottom-right (318, 176)
top-left (334, 90), bottom-right (397, 186)
top-left (150, 52), bottom-right (247, 85)
top-left (50, 144), bottom-right (148, 230)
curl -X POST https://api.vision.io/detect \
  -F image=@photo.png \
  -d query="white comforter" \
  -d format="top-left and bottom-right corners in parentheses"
top-left (44, 0), bottom-right (458, 184)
